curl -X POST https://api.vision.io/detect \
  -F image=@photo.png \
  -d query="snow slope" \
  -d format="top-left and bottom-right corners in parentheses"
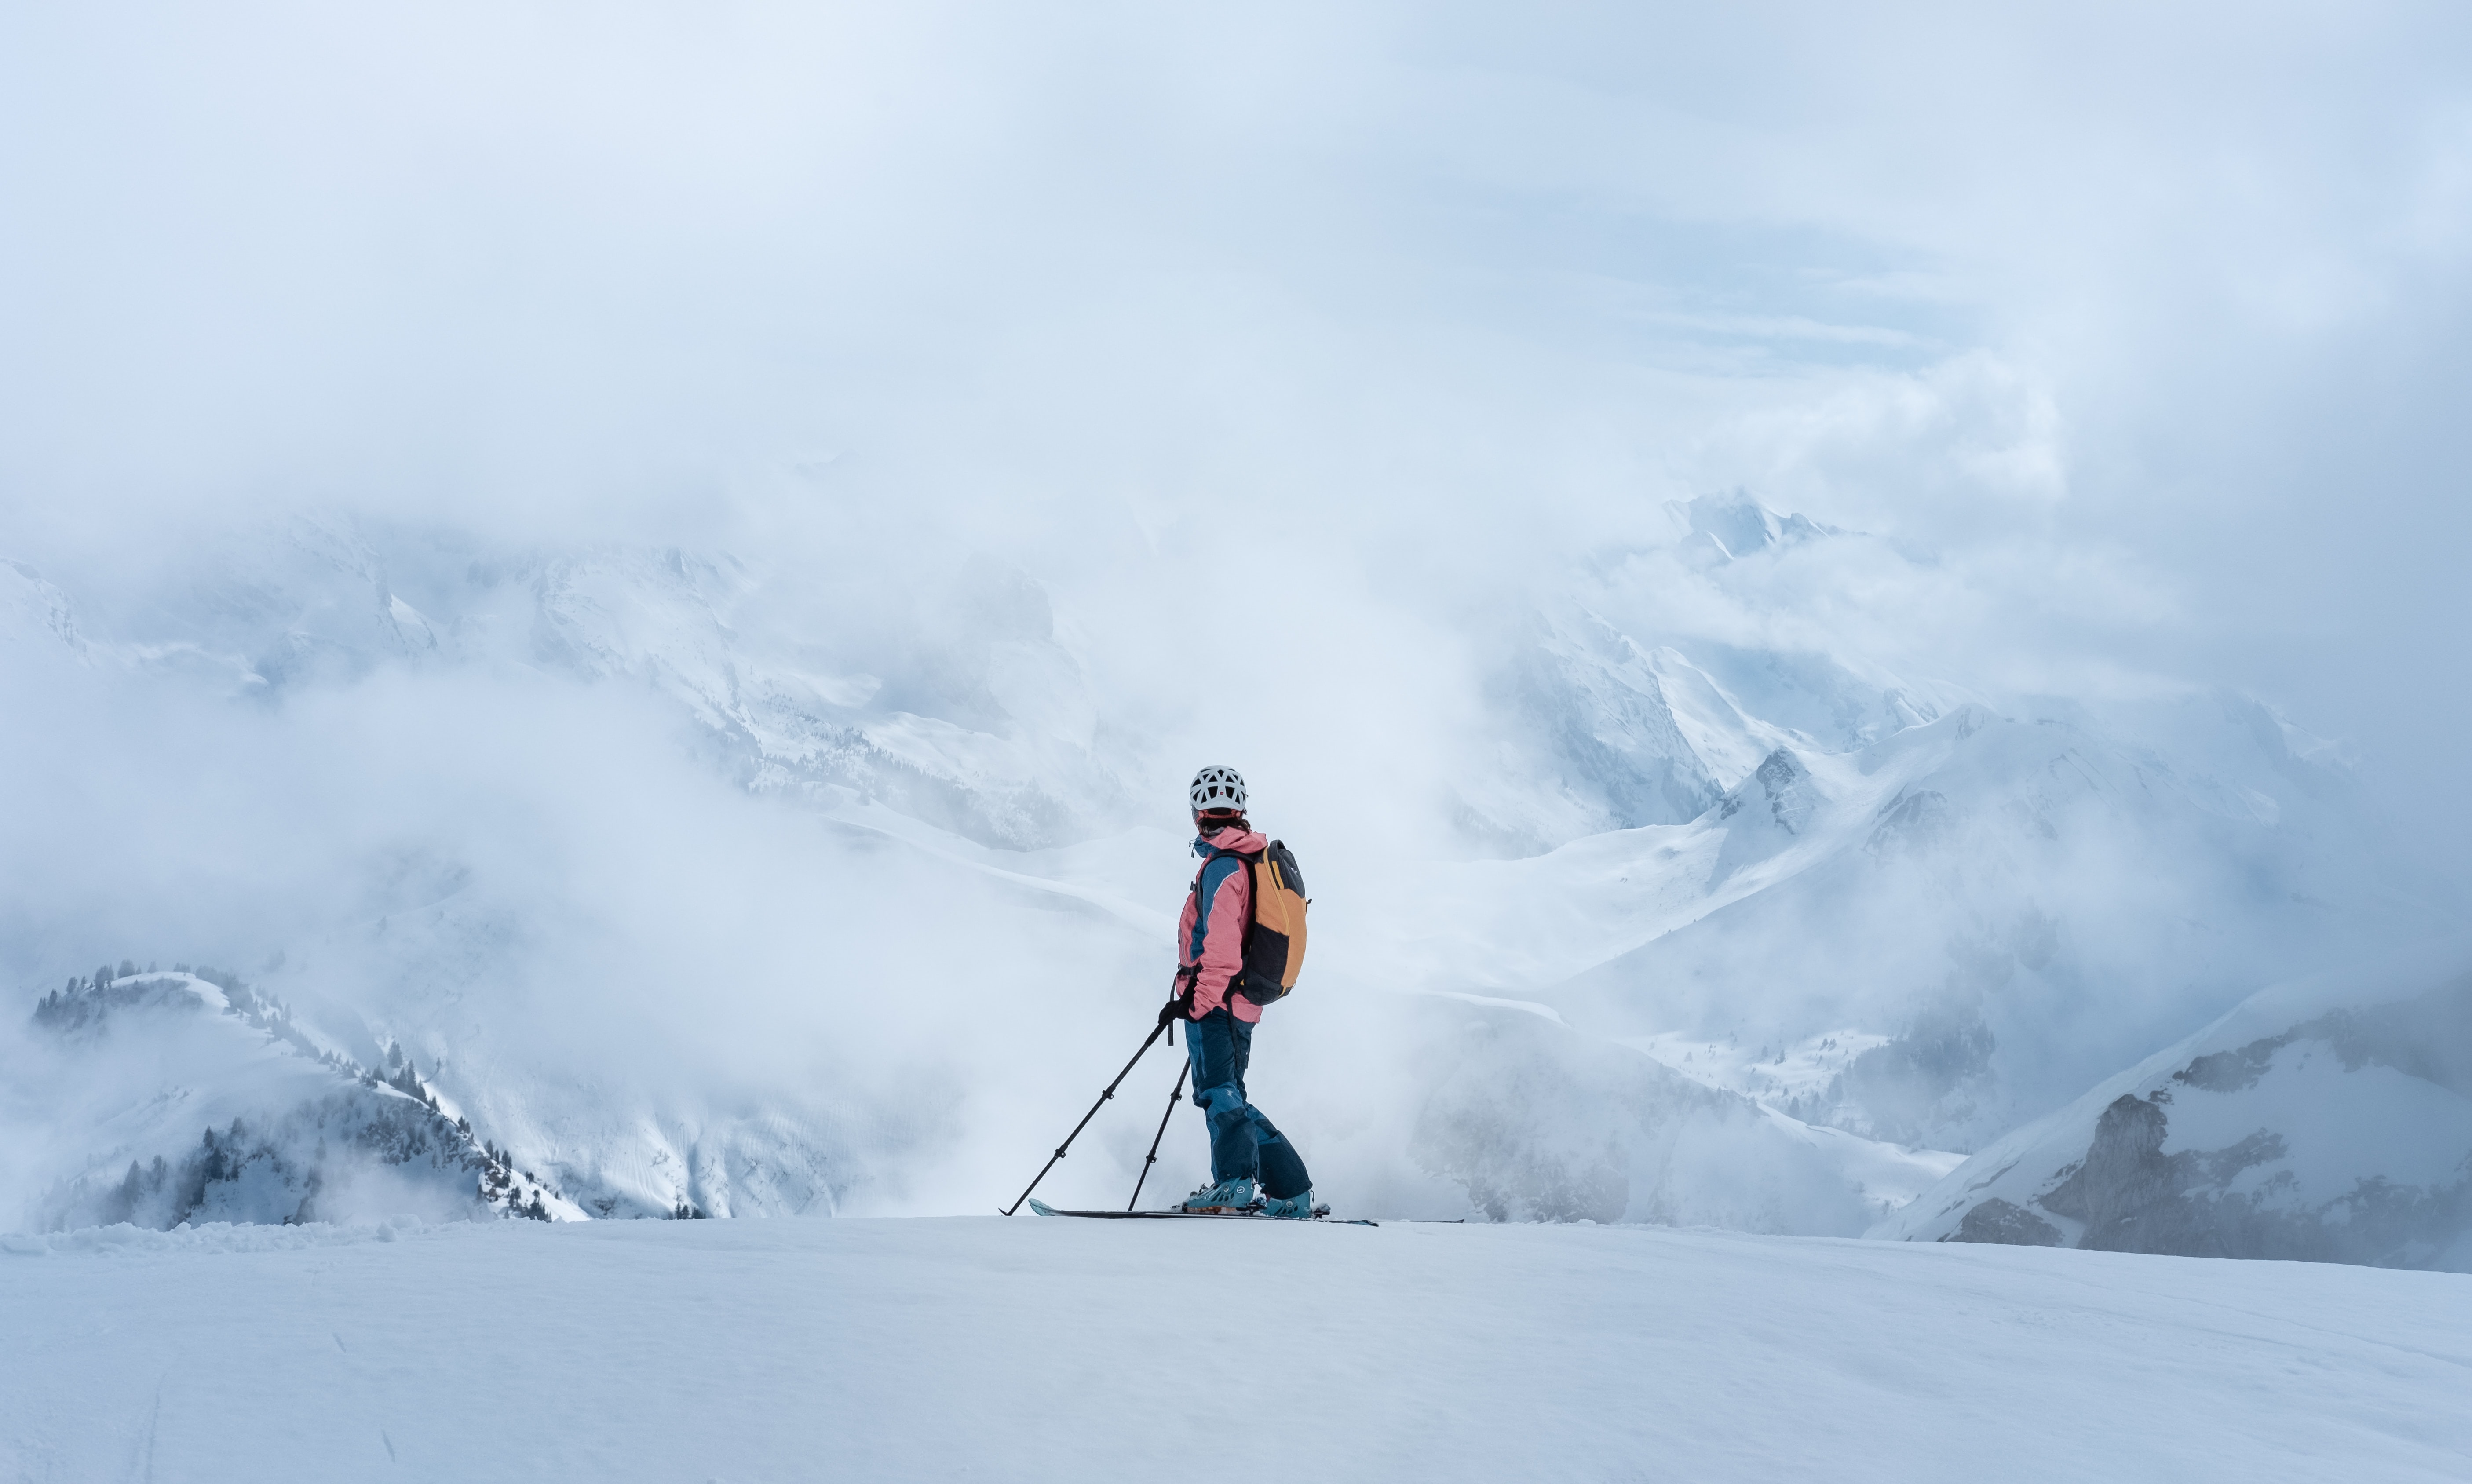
top-left (1353, 687), bottom-right (2428, 1159)
top-left (1879, 943), bottom-right (2472, 1271)
top-left (10, 970), bottom-right (580, 1229)
top-left (3, 1217), bottom-right (2468, 1483)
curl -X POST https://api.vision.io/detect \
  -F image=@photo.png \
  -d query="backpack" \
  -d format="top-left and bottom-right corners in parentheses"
top-left (1198, 839), bottom-right (1311, 1004)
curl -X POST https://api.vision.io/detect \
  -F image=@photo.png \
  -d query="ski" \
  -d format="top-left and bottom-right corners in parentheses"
top-left (1025, 1197), bottom-right (1375, 1226)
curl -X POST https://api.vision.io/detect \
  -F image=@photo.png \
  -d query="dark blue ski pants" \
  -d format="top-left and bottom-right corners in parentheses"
top-left (1185, 1008), bottom-right (1311, 1199)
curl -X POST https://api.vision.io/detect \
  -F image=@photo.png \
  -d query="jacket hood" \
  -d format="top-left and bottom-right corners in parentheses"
top-left (1193, 825), bottom-right (1267, 856)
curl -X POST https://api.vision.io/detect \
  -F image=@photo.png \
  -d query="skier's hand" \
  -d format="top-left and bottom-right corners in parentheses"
top-left (1157, 986), bottom-right (1195, 1025)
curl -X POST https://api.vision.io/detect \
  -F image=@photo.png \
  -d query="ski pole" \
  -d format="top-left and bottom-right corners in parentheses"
top-left (1000, 1020), bottom-right (1170, 1216)
top-left (1126, 1059), bottom-right (1190, 1211)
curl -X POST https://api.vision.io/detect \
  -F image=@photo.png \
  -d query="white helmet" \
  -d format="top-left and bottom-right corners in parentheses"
top-left (1189, 765), bottom-right (1247, 816)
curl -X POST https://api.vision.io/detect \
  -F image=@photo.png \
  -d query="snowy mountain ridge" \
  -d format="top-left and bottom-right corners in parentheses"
top-left (1366, 678), bottom-right (2419, 1155)
top-left (2, 528), bottom-right (1118, 851)
top-left (18, 966), bottom-right (581, 1229)
top-left (1877, 943), bottom-right (2472, 1269)
top-left (3, 495), bottom-right (2459, 1260)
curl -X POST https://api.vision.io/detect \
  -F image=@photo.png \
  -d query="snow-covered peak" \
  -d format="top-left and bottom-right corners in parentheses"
top-left (1665, 489), bottom-right (1840, 565)
top-left (0, 507), bottom-right (2448, 1251)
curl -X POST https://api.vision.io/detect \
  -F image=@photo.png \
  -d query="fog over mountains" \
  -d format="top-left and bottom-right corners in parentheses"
top-left (7, 492), bottom-right (2458, 1262)
top-left (6, 3), bottom-right (2470, 1280)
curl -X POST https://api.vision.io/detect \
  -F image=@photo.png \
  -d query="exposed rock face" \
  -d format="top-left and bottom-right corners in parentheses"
top-left (1950, 1198), bottom-right (2060, 1246)
top-left (2038, 1095), bottom-right (2174, 1239)
top-left (1720, 749), bottom-right (1816, 836)
top-left (2036, 1094), bottom-right (2290, 1258)
top-left (1896, 966), bottom-right (2472, 1272)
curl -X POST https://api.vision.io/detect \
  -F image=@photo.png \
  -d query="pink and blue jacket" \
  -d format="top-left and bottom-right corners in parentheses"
top-left (1177, 824), bottom-right (1267, 1023)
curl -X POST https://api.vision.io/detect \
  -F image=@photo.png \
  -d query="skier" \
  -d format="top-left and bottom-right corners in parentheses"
top-left (1163, 765), bottom-right (1317, 1218)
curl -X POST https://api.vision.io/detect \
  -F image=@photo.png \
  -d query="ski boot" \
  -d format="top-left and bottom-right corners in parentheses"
top-left (1180, 1178), bottom-right (1257, 1214)
top-left (1257, 1189), bottom-right (1317, 1220)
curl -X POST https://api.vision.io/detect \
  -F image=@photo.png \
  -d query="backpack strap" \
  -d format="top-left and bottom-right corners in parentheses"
top-left (1198, 845), bottom-right (1264, 1000)
top-left (1236, 851), bottom-right (1259, 948)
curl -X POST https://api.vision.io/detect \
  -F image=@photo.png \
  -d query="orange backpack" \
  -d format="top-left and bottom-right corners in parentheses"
top-left (1203, 839), bottom-right (1311, 1004)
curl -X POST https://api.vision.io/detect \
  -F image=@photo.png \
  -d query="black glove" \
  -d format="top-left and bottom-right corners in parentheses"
top-left (1157, 989), bottom-right (1194, 1027)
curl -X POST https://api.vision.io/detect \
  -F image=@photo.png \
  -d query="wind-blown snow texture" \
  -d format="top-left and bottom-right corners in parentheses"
top-left (2, 496), bottom-right (2461, 1263)
top-left (4, 1218), bottom-right (2468, 1483)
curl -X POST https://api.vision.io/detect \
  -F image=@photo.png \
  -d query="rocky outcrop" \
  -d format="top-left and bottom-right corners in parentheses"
top-left (1950, 1198), bottom-right (2060, 1246)
top-left (1885, 962), bottom-right (2472, 1271)
top-left (2035, 1094), bottom-right (2291, 1257)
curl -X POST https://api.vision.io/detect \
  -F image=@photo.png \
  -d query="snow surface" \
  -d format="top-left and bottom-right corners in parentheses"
top-left (4, 1217), bottom-right (2467, 1482)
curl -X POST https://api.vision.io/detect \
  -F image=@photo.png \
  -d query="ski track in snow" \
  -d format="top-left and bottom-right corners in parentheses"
top-left (2, 1218), bottom-right (2467, 1483)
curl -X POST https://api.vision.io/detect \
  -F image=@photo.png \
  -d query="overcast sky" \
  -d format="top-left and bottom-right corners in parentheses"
top-left (5, 0), bottom-right (2468, 849)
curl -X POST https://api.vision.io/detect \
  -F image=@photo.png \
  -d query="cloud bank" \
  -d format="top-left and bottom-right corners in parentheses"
top-left (3, 3), bottom-right (2467, 1227)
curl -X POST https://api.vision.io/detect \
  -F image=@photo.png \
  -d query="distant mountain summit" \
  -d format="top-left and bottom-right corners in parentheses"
top-left (3, 500), bottom-right (2458, 1256)
top-left (1666, 489), bottom-right (1841, 565)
